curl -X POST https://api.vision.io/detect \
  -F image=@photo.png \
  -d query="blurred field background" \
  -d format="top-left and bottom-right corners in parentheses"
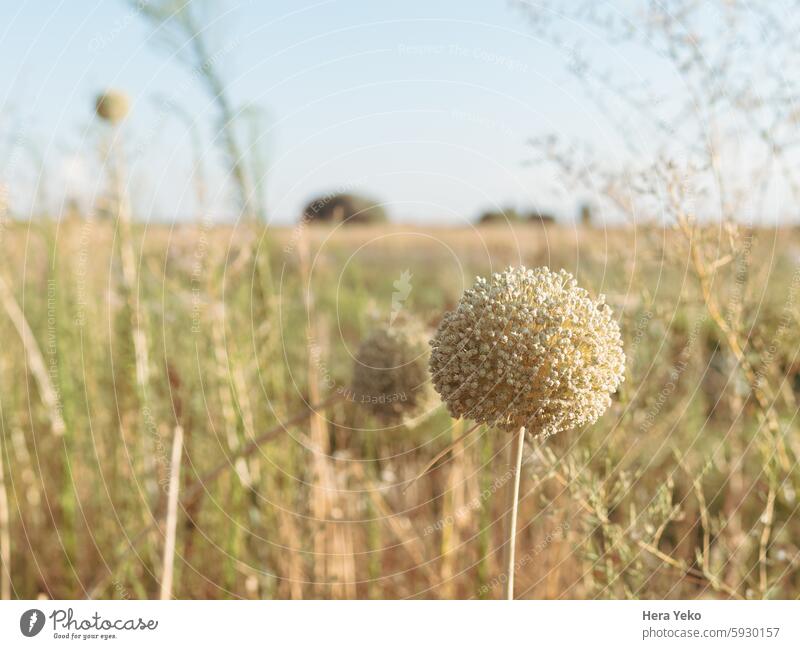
top-left (1, 218), bottom-right (800, 599)
top-left (2, 0), bottom-right (800, 600)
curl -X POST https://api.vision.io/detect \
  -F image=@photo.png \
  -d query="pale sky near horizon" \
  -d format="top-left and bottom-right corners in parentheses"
top-left (0, 1), bottom-right (725, 225)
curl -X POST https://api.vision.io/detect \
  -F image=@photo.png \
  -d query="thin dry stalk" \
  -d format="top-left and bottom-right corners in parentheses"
top-left (758, 485), bottom-right (776, 598)
top-left (106, 134), bottom-right (156, 501)
top-left (231, 360), bottom-right (259, 482)
top-left (135, 2), bottom-right (260, 221)
top-left (10, 428), bottom-right (42, 526)
top-left (211, 310), bottom-right (253, 489)
top-left (307, 356), bottom-right (334, 595)
top-left (119, 220), bottom-right (149, 397)
top-left (404, 421), bottom-right (482, 493)
top-left (111, 148), bottom-right (150, 397)
top-left (296, 232), bottom-right (338, 596)
top-left (505, 425), bottom-right (525, 600)
top-left (331, 499), bottom-right (357, 599)
top-left (440, 419), bottom-right (464, 598)
top-left (351, 463), bottom-right (438, 583)
top-left (676, 454), bottom-right (729, 594)
top-left (539, 448), bottom-right (744, 600)
top-left (636, 540), bottom-right (743, 600)
top-left (675, 213), bottom-right (789, 469)
top-left (275, 506), bottom-right (305, 599)
top-left (159, 424), bottom-right (184, 600)
top-left (0, 431), bottom-right (10, 599)
top-left (0, 274), bottom-right (65, 437)
top-left (87, 392), bottom-right (343, 598)
top-left (185, 392), bottom-right (343, 506)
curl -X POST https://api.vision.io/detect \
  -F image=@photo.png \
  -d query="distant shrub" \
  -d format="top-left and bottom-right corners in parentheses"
top-left (477, 207), bottom-right (521, 224)
top-left (580, 203), bottom-right (593, 226)
top-left (525, 208), bottom-right (556, 225)
top-left (302, 193), bottom-right (387, 225)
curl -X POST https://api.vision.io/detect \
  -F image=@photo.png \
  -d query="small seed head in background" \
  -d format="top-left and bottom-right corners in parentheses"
top-left (429, 265), bottom-right (625, 437)
top-left (351, 319), bottom-right (436, 425)
top-left (95, 90), bottom-right (130, 124)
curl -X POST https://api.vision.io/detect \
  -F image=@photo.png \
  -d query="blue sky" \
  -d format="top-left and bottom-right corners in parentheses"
top-left (0, 1), bottom-right (668, 225)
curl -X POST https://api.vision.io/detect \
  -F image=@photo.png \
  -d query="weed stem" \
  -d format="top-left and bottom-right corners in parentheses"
top-left (506, 425), bottom-right (525, 600)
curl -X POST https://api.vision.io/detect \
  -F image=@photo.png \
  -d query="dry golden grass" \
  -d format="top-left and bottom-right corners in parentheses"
top-left (0, 218), bottom-right (799, 599)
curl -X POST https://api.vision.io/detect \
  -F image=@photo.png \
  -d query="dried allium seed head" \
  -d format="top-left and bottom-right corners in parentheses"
top-left (429, 266), bottom-right (625, 437)
top-left (95, 90), bottom-right (130, 124)
top-left (351, 320), bottom-right (436, 424)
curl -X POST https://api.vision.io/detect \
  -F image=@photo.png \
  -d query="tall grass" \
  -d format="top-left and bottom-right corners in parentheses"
top-left (0, 220), bottom-right (798, 599)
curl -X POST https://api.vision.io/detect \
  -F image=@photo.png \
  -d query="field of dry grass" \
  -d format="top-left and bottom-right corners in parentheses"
top-left (1, 218), bottom-right (799, 599)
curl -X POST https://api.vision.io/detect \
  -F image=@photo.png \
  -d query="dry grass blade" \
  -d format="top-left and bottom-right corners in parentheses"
top-left (88, 392), bottom-right (343, 597)
top-left (758, 486), bottom-right (776, 598)
top-left (0, 274), bottom-right (65, 437)
top-left (439, 419), bottom-right (465, 597)
top-left (112, 149), bottom-right (150, 399)
top-left (275, 506), bottom-right (306, 599)
top-left (296, 231), bottom-right (338, 596)
top-left (0, 430), bottom-right (10, 600)
top-left (351, 463), bottom-right (438, 584)
top-left (211, 310), bottom-right (253, 488)
top-left (403, 421), bottom-right (482, 494)
top-left (159, 424), bottom-right (184, 600)
top-left (184, 392), bottom-right (344, 507)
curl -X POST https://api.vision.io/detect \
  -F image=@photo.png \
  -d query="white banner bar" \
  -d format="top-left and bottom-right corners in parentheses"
top-left (1, 600), bottom-right (799, 648)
